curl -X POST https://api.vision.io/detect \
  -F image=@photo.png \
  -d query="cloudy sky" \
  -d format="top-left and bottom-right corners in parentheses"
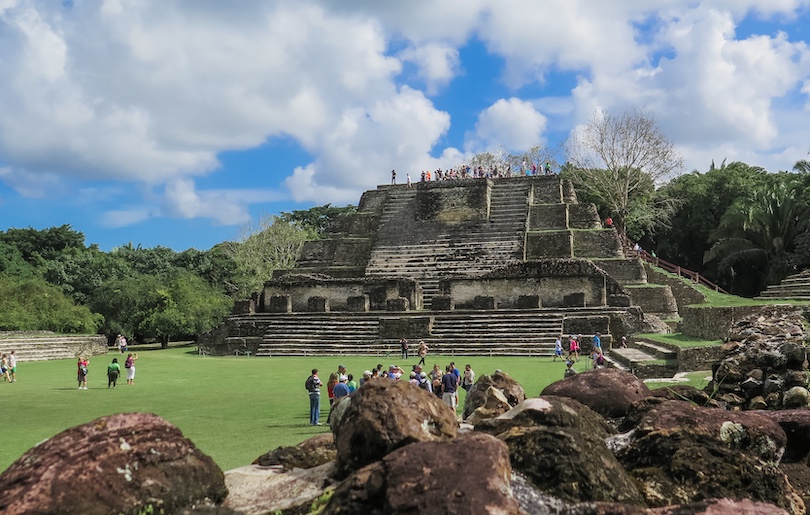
top-left (1, 0), bottom-right (809, 251)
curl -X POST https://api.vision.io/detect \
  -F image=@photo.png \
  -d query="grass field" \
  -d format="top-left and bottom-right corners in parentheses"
top-left (0, 347), bottom-right (708, 474)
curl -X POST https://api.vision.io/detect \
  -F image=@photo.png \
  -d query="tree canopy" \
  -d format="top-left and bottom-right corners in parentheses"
top-left (564, 108), bottom-right (684, 237)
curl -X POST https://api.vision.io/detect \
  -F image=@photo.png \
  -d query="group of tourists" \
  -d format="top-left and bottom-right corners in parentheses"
top-left (76, 352), bottom-right (138, 389)
top-left (391, 162), bottom-right (554, 186)
top-left (1, 351), bottom-right (16, 383)
top-left (554, 332), bottom-right (609, 378)
top-left (305, 359), bottom-right (476, 425)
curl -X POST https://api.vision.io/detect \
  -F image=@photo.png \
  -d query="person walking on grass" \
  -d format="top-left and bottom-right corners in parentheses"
top-left (125, 353), bottom-right (138, 385)
top-left (9, 350), bottom-right (17, 382)
top-left (1, 353), bottom-right (10, 383)
top-left (107, 358), bottom-right (121, 388)
top-left (400, 338), bottom-right (409, 360)
top-left (77, 356), bottom-right (89, 389)
top-left (417, 340), bottom-right (428, 366)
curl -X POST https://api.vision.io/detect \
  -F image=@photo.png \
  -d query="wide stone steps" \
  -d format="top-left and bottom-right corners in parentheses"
top-left (253, 311), bottom-right (565, 357)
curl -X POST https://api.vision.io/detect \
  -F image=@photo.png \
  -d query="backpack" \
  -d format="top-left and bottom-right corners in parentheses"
top-left (305, 375), bottom-right (315, 391)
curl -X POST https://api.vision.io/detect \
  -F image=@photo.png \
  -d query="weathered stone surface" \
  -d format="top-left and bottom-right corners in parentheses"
top-left (541, 368), bottom-right (652, 418)
top-left (331, 379), bottom-right (458, 475)
top-left (649, 498), bottom-right (790, 515)
top-left (477, 397), bottom-right (644, 505)
top-left (465, 386), bottom-right (512, 425)
top-left (781, 463), bottom-right (810, 511)
top-left (785, 387), bottom-right (810, 408)
top-left (620, 399), bottom-right (787, 462)
top-left (761, 410), bottom-right (810, 463)
top-left (614, 400), bottom-right (801, 512)
top-left (223, 461), bottom-right (336, 515)
top-left (463, 370), bottom-right (526, 419)
top-left (709, 307), bottom-right (810, 410)
top-left (323, 432), bottom-right (522, 515)
top-left (0, 413), bottom-right (227, 515)
top-left (648, 384), bottom-right (724, 409)
top-left (253, 433), bottom-right (336, 470)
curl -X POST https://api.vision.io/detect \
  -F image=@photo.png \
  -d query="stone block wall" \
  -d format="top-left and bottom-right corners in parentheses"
top-left (643, 264), bottom-right (706, 313)
top-left (327, 213), bottom-right (380, 237)
top-left (572, 230), bottom-right (623, 258)
top-left (445, 275), bottom-right (606, 309)
top-left (680, 304), bottom-right (802, 340)
top-left (592, 258), bottom-right (647, 285)
top-left (258, 275), bottom-right (421, 313)
top-left (530, 179), bottom-right (562, 204)
top-left (568, 204), bottom-right (601, 229)
top-left (526, 231), bottom-right (572, 259)
top-left (379, 316), bottom-right (432, 339)
top-left (528, 204), bottom-right (567, 230)
top-left (625, 285), bottom-right (678, 317)
top-left (357, 190), bottom-right (388, 213)
top-left (332, 240), bottom-right (373, 267)
top-left (415, 180), bottom-right (489, 224)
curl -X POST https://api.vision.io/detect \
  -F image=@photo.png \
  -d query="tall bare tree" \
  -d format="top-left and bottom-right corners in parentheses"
top-left (565, 108), bottom-right (684, 237)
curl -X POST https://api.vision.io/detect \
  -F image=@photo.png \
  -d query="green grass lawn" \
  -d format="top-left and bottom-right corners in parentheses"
top-left (637, 332), bottom-right (722, 348)
top-left (1, 348), bottom-right (606, 473)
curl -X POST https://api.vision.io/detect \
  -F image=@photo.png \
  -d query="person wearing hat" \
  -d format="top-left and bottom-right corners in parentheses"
top-left (620, 336), bottom-right (628, 348)
top-left (564, 360), bottom-right (577, 378)
top-left (360, 370), bottom-right (372, 386)
top-left (333, 374), bottom-right (350, 400)
top-left (418, 371), bottom-right (432, 393)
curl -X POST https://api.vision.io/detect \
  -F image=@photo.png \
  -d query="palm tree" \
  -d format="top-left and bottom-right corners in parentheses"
top-left (704, 175), bottom-right (809, 295)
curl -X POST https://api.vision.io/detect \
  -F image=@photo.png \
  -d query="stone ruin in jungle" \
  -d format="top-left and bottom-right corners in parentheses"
top-left (200, 175), bottom-right (682, 358)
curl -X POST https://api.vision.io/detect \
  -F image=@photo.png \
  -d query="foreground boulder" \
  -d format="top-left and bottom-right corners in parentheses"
top-left (253, 432), bottom-right (336, 470)
top-left (331, 379), bottom-right (458, 475)
top-left (477, 397), bottom-right (645, 506)
top-left (0, 412), bottom-right (227, 515)
top-left (463, 370), bottom-right (526, 419)
top-left (323, 432), bottom-right (522, 514)
top-left (541, 368), bottom-right (652, 418)
top-left (615, 399), bottom-right (802, 513)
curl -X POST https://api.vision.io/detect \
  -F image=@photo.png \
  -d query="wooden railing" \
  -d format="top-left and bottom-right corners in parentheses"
top-left (634, 249), bottom-right (730, 295)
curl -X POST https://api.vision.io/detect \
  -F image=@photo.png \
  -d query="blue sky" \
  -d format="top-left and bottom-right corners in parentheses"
top-left (1, 1), bottom-right (809, 251)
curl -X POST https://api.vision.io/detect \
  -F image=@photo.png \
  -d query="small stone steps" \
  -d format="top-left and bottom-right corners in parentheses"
top-left (607, 337), bottom-right (679, 379)
top-left (756, 270), bottom-right (810, 300)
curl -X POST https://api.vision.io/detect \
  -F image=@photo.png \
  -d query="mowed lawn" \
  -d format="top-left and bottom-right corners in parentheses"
top-left (0, 347), bottom-right (678, 473)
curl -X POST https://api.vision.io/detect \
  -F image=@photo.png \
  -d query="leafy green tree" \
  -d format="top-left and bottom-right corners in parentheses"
top-left (279, 204), bottom-right (357, 238)
top-left (564, 108), bottom-right (684, 237)
top-left (0, 225), bottom-right (86, 264)
top-left (91, 270), bottom-right (232, 346)
top-left (651, 161), bottom-right (768, 272)
top-left (228, 215), bottom-right (317, 297)
top-left (704, 173), bottom-right (810, 295)
top-left (0, 276), bottom-right (103, 332)
top-left (174, 244), bottom-right (239, 294)
top-left (0, 241), bottom-right (38, 279)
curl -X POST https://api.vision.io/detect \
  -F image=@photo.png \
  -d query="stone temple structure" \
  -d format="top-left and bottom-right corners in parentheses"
top-left (200, 176), bottom-right (678, 356)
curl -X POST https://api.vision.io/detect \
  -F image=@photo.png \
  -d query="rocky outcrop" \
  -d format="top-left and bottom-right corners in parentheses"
top-left (323, 432), bottom-right (523, 514)
top-left (253, 433), bottom-right (336, 470)
top-left (463, 370), bottom-right (527, 419)
top-left (477, 397), bottom-right (645, 505)
top-left (330, 379), bottom-right (458, 475)
top-left (614, 399), bottom-right (801, 512)
top-left (541, 368), bottom-right (652, 418)
top-left (0, 413), bottom-right (227, 515)
top-left (710, 307), bottom-right (810, 410)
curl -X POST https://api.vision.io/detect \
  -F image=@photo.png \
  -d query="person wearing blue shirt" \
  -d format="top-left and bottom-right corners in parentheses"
top-left (593, 332), bottom-right (602, 352)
